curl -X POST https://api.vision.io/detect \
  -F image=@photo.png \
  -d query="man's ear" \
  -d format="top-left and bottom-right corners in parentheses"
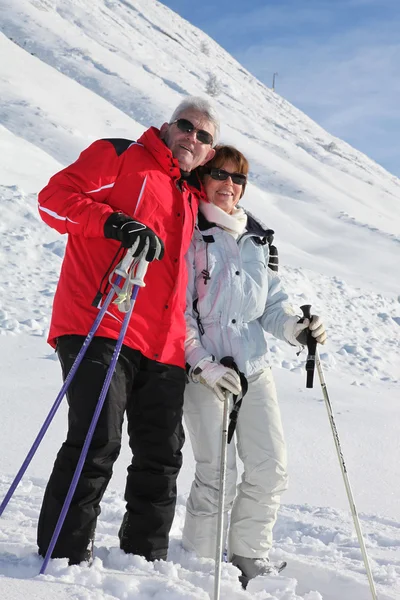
top-left (159, 122), bottom-right (169, 139)
top-left (200, 148), bottom-right (215, 165)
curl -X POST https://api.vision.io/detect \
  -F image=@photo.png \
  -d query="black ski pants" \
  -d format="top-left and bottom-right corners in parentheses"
top-left (37, 335), bottom-right (186, 564)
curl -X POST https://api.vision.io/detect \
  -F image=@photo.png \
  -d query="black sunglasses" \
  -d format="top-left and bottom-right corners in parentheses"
top-left (170, 118), bottom-right (214, 145)
top-left (205, 167), bottom-right (247, 186)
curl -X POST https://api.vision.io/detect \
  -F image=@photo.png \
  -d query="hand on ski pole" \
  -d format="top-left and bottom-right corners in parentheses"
top-left (295, 314), bottom-right (326, 345)
top-left (191, 357), bottom-right (242, 402)
top-left (284, 314), bottom-right (327, 346)
top-left (104, 212), bottom-right (164, 261)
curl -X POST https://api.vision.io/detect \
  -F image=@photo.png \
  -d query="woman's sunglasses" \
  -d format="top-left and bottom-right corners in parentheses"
top-left (170, 118), bottom-right (214, 145)
top-left (205, 167), bottom-right (247, 186)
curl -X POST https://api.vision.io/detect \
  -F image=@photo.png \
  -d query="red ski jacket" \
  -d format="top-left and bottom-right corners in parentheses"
top-left (38, 127), bottom-right (205, 368)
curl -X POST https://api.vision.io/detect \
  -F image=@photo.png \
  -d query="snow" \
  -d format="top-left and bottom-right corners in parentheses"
top-left (0, 0), bottom-right (399, 598)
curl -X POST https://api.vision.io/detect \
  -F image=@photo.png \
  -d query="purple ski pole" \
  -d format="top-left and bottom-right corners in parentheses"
top-left (40, 257), bottom-right (148, 575)
top-left (0, 177), bottom-right (148, 520)
top-left (0, 284), bottom-right (116, 519)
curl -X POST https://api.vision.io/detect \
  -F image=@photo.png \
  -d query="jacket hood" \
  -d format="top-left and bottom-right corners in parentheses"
top-left (138, 126), bottom-right (182, 180)
top-left (138, 127), bottom-right (206, 199)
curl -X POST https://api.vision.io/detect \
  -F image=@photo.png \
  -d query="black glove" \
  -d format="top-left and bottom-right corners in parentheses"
top-left (104, 213), bottom-right (164, 262)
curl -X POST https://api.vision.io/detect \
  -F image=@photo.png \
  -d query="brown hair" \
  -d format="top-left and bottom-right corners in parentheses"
top-left (198, 144), bottom-right (249, 198)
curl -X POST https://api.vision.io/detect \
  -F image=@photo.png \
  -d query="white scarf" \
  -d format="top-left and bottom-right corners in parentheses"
top-left (199, 200), bottom-right (247, 238)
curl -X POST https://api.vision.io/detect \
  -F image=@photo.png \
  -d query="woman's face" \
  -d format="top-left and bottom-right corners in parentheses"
top-left (204, 159), bottom-right (244, 214)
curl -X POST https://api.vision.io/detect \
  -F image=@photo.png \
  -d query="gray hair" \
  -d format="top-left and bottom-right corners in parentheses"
top-left (169, 96), bottom-right (220, 145)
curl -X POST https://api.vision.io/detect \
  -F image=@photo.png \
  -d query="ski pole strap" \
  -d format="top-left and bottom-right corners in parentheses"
top-left (300, 304), bottom-right (317, 389)
top-left (220, 356), bottom-right (248, 443)
top-left (305, 336), bottom-right (317, 388)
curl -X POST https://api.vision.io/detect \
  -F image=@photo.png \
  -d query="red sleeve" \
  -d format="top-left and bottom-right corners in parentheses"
top-left (37, 140), bottom-right (120, 238)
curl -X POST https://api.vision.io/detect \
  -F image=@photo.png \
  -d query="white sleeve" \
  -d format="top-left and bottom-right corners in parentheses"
top-left (259, 260), bottom-right (299, 342)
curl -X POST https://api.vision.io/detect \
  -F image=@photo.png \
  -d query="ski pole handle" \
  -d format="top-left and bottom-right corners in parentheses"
top-left (115, 246), bottom-right (136, 276)
top-left (300, 304), bottom-right (317, 388)
top-left (220, 355), bottom-right (235, 369)
top-left (135, 254), bottom-right (149, 286)
top-left (300, 304), bottom-right (311, 321)
top-left (115, 244), bottom-right (150, 287)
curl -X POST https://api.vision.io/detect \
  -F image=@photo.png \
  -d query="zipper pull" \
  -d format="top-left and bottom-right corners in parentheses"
top-left (202, 269), bottom-right (210, 284)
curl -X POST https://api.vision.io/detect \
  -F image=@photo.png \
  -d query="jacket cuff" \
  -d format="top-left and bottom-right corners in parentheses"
top-left (283, 315), bottom-right (303, 347)
top-left (188, 355), bottom-right (214, 381)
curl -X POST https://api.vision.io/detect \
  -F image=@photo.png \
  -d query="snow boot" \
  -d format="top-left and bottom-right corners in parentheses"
top-left (231, 554), bottom-right (286, 589)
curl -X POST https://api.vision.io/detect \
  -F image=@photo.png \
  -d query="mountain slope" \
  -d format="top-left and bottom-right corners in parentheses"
top-left (1, 0), bottom-right (399, 256)
top-left (0, 1), bottom-right (399, 598)
top-left (0, 0), bottom-right (398, 380)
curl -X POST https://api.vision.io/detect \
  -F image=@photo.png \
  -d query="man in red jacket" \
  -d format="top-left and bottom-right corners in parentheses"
top-left (37, 96), bottom-right (219, 565)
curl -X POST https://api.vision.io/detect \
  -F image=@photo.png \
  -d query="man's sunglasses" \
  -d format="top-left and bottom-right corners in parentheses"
top-left (170, 118), bottom-right (214, 145)
top-left (205, 167), bottom-right (247, 186)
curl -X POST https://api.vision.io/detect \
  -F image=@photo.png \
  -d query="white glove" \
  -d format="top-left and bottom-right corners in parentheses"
top-left (191, 358), bottom-right (242, 402)
top-left (284, 315), bottom-right (327, 346)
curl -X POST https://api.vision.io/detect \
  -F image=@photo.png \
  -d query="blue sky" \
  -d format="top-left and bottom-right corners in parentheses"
top-left (161, 0), bottom-right (400, 177)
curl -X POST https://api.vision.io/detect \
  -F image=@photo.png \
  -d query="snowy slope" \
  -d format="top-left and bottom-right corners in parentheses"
top-left (0, 338), bottom-right (398, 600)
top-left (0, 0), bottom-right (399, 598)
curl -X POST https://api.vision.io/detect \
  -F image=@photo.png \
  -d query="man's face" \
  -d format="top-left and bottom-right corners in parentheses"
top-left (160, 109), bottom-right (216, 172)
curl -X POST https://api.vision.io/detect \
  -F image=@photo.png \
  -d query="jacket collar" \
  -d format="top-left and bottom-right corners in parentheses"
top-left (138, 127), bottom-right (181, 179)
top-left (198, 207), bottom-right (274, 241)
top-left (197, 208), bottom-right (216, 231)
top-left (138, 127), bottom-right (206, 200)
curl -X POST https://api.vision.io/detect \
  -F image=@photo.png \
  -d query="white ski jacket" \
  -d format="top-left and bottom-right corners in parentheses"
top-left (185, 210), bottom-right (297, 377)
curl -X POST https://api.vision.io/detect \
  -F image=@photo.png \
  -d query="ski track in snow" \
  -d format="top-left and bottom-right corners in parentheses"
top-left (0, 477), bottom-right (399, 599)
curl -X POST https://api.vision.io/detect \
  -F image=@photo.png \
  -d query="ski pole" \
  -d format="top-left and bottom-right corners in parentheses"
top-left (301, 305), bottom-right (378, 600)
top-left (213, 387), bottom-right (230, 600)
top-left (0, 283), bottom-right (117, 519)
top-left (0, 178), bottom-right (149, 519)
top-left (213, 356), bottom-right (244, 600)
top-left (40, 255), bottom-right (149, 575)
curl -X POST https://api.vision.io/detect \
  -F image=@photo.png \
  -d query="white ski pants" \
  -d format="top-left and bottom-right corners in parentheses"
top-left (182, 368), bottom-right (288, 559)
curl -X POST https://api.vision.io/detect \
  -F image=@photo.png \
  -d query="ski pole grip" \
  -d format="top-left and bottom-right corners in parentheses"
top-left (299, 304), bottom-right (316, 389)
top-left (220, 356), bottom-right (235, 369)
top-left (220, 356), bottom-right (249, 400)
top-left (300, 304), bottom-right (312, 321)
top-left (135, 257), bottom-right (149, 285)
top-left (119, 247), bottom-right (136, 274)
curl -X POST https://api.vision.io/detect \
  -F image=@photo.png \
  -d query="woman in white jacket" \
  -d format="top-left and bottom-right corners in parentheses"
top-left (183, 145), bottom-right (326, 585)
